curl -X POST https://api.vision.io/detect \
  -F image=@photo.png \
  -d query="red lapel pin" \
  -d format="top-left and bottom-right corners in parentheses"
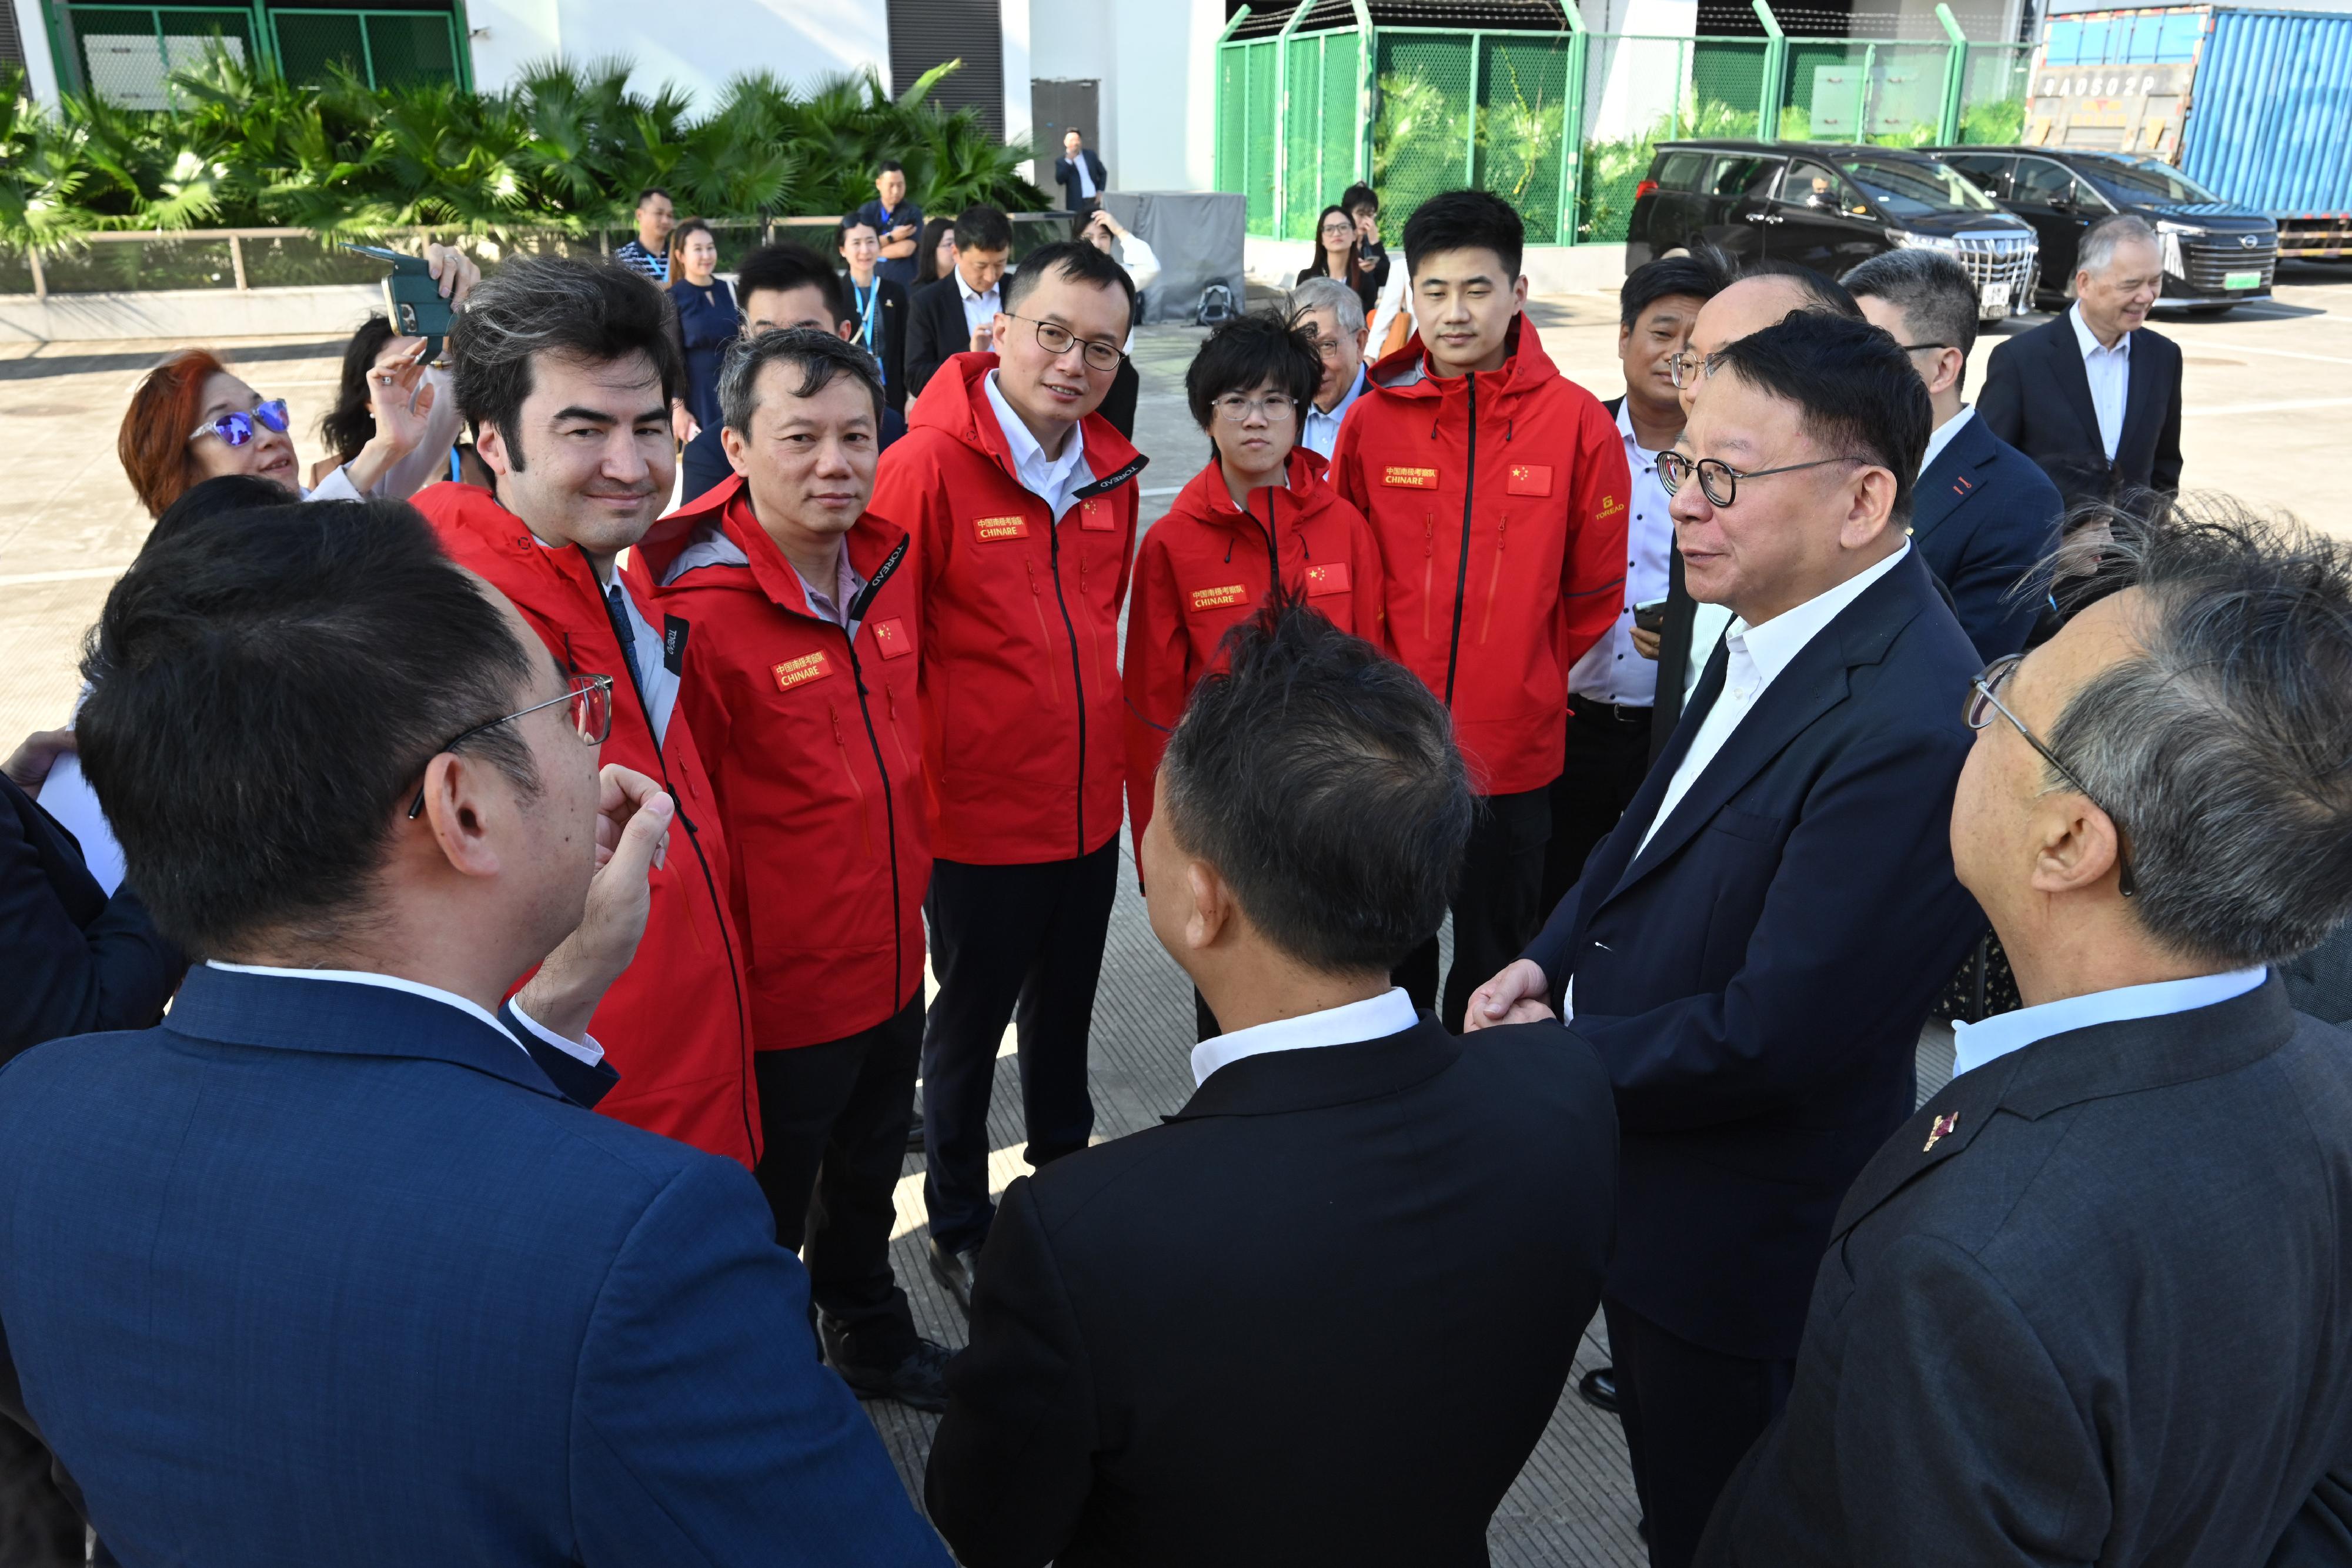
top-left (1923, 1112), bottom-right (1960, 1152)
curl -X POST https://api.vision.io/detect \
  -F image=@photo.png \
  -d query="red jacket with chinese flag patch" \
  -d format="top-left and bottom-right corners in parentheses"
top-left (1121, 446), bottom-right (1387, 859)
top-left (1328, 317), bottom-right (1631, 796)
top-left (410, 481), bottom-right (761, 1168)
top-left (626, 476), bottom-right (928, 1051)
top-left (870, 351), bottom-right (1145, 865)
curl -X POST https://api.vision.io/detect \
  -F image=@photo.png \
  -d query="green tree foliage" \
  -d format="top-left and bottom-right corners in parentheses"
top-left (0, 54), bottom-right (1045, 246)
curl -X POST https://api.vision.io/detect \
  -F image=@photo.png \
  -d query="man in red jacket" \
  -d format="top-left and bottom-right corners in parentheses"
top-left (411, 255), bottom-right (761, 1169)
top-left (870, 241), bottom-right (1147, 1309)
top-left (1124, 311), bottom-right (1385, 1038)
top-left (1329, 190), bottom-right (1630, 1031)
top-left (630, 328), bottom-right (947, 1410)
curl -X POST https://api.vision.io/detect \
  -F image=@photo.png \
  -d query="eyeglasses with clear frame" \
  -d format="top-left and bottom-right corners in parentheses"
top-left (1005, 313), bottom-right (1125, 373)
top-left (406, 674), bottom-right (614, 820)
top-left (1656, 450), bottom-right (1869, 508)
top-left (1964, 653), bottom-right (2137, 897)
top-left (1665, 349), bottom-right (1725, 390)
top-left (1212, 392), bottom-right (1299, 423)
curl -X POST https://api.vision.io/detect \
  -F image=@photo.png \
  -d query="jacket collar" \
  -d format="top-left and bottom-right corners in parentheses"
top-left (163, 964), bottom-right (569, 1103)
top-left (2036, 314), bottom-right (2109, 455)
top-left (1831, 975), bottom-right (2300, 1241)
top-left (638, 473), bottom-right (908, 624)
top-left (1169, 446), bottom-right (1331, 536)
top-left (1366, 314), bottom-right (1559, 407)
top-left (908, 350), bottom-right (1147, 500)
top-left (1911, 409), bottom-right (1999, 541)
top-left (1605, 549), bottom-right (1939, 902)
top-left (1164, 1016), bottom-right (1460, 1121)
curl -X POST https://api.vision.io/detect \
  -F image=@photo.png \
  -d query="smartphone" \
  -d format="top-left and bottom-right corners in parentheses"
top-left (343, 243), bottom-right (452, 360)
top-left (1633, 599), bottom-right (1669, 634)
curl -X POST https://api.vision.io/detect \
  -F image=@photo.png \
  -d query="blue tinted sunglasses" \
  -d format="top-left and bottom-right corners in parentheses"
top-left (188, 398), bottom-right (290, 447)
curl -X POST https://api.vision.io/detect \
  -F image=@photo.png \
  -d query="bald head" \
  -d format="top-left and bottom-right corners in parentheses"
top-left (1681, 273), bottom-right (1856, 414)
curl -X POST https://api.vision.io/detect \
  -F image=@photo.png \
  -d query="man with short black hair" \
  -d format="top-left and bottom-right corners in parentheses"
top-left (1845, 247), bottom-right (2062, 660)
top-left (871, 239), bottom-right (1147, 1313)
top-left (853, 160), bottom-right (923, 291)
top-left (1470, 310), bottom-right (1984, 1568)
top-left (928, 601), bottom-right (1617, 1567)
top-left (0, 498), bottom-right (945, 1566)
top-left (415, 254), bottom-right (762, 1167)
top-left (905, 204), bottom-right (1014, 397)
top-left (1703, 504), bottom-right (2352, 1566)
top-left (679, 243), bottom-right (906, 504)
top-left (1980, 212), bottom-right (2183, 511)
top-left (614, 187), bottom-right (675, 282)
top-left (635, 328), bottom-right (948, 1412)
top-left (1328, 188), bottom-right (1631, 1031)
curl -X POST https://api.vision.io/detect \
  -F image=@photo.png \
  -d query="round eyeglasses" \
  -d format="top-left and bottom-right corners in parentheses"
top-left (189, 399), bottom-right (291, 447)
top-left (1656, 450), bottom-right (1868, 508)
top-left (1965, 653), bottom-right (2137, 898)
top-left (406, 674), bottom-right (614, 820)
top-left (1006, 314), bottom-right (1125, 373)
top-left (1212, 392), bottom-right (1298, 423)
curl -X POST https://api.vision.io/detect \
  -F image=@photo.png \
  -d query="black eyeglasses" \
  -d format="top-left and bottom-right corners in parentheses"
top-left (1965, 654), bottom-right (2137, 897)
top-left (1006, 313), bottom-right (1125, 373)
top-left (1656, 450), bottom-right (1869, 508)
top-left (406, 674), bottom-right (613, 820)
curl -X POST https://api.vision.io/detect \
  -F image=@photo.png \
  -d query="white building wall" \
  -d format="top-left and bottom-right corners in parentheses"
top-left (466, 0), bottom-right (890, 105)
top-left (1025, 0), bottom-right (1223, 192)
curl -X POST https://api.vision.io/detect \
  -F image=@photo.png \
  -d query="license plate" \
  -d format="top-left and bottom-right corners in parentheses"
top-left (1980, 282), bottom-right (2010, 315)
top-left (2223, 270), bottom-right (2262, 290)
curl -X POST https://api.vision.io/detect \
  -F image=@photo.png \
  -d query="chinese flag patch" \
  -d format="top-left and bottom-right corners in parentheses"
top-left (870, 618), bottom-right (912, 660)
top-left (1506, 463), bottom-right (1553, 497)
top-left (1304, 562), bottom-right (1350, 597)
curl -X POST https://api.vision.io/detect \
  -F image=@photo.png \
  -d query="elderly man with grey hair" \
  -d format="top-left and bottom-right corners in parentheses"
top-left (1844, 246), bottom-right (2062, 659)
top-left (1288, 275), bottom-right (1371, 457)
top-left (1979, 212), bottom-right (2184, 513)
top-left (1701, 502), bottom-right (2352, 1566)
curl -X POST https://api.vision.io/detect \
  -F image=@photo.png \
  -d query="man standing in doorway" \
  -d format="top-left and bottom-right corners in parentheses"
top-left (869, 241), bottom-right (1148, 1315)
top-left (1055, 129), bottom-right (1108, 237)
top-left (613, 188), bottom-right (675, 283)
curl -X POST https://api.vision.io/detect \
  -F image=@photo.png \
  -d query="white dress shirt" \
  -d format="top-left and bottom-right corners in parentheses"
top-left (1950, 967), bottom-right (2267, 1079)
top-left (1686, 600), bottom-right (1735, 701)
top-left (983, 370), bottom-right (1095, 521)
top-left (205, 959), bottom-right (606, 1065)
top-left (1639, 544), bottom-right (1912, 858)
top-left (1300, 363), bottom-right (1369, 459)
top-left (2069, 303), bottom-right (2132, 463)
top-left (1571, 398), bottom-right (1676, 707)
top-left (957, 270), bottom-right (1002, 340)
top-left (1919, 403), bottom-right (1976, 478)
top-left (1190, 986), bottom-right (1418, 1087)
top-left (1074, 153), bottom-right (1098, 200)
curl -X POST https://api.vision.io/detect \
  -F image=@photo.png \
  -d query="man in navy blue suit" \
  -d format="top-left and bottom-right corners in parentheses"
top-left (0, 497), bottom-right (947, 1566)
top-left (1469, 312), bottom-right (1986, 1568)
top-left (1845, 248), bottom-right (2063, 660)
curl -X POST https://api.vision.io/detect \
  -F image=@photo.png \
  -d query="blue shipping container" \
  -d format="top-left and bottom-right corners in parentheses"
top-left (2181, 8), bottom-right (2352, 216)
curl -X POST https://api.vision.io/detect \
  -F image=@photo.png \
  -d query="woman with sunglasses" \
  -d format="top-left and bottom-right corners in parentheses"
top-left (117, 246), bottom-right (479, 518)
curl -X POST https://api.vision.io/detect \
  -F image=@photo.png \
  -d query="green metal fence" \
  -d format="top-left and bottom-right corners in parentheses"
top-left (1215, 0), bottom-right (2034, 243)
top-left (51, 0), bottom-right (470, 100)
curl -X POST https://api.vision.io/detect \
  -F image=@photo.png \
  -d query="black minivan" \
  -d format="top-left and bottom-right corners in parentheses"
top-left (1925, 146), bottom-right (2278, 315)
top-left (1626, 140), bottom-right (2040, 320)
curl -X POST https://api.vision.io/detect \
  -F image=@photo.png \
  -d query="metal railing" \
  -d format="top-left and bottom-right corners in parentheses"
top-left (1215, 0), bottom-right (2034, 243)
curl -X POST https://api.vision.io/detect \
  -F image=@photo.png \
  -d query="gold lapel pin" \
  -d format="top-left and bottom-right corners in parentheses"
top-left (1923, 1111), bottom-right (1960, 1152)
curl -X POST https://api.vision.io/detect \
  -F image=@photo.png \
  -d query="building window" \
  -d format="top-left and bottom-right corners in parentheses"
top-left (45, 0), bottom-right (469, 102)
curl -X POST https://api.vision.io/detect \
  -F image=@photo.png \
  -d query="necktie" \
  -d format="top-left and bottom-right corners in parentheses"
top-left (604, 580), bottom-right (647, 703)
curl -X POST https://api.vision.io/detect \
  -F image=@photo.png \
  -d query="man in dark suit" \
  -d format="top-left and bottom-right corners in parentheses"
top-left (0, 499), bottom-right (946, 1566)
top-left (926, 603), bottom-right (1618, 1568)
top-left (1980, 212), bottom-right (2183, 513)
top-left (1847, 248), bottom-right (2063, 661)
top-left (1469, 312), bottom-right (1986, 1568)
top-left (1701, 506), bottom-right (2352, 1564)
top-left (1054, 128), bottom-right (1107, 235)
top-left (904, 205), bottom-right (1012, 399)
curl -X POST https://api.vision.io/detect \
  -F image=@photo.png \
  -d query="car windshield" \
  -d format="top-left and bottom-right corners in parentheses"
top-left (2084, 155), bottom-right (2224, 203)
top-left (1838, 156), bottom-right (1998, 218)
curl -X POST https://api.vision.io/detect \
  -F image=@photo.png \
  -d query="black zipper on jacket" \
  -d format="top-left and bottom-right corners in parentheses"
top-left (1442, 374), bottom-right (1479, 706)
top-left (577, 563), bottom-right (757, 1158)
top-left (1254, 488), bottom-right (1279, 592)
top-left (837, 624), bottom-right (906, 1021)
top-left (1045, 516), bottom-right (1088, 859)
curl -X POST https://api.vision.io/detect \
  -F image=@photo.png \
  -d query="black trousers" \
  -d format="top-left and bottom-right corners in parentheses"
top-left (1541, 698), bottom-right (1658, 917)
top-left (1603, 1296), bottom-right (1794, 1568)
top-left (922, 843), bottom-right (1117, 1253)
top-left (752, 995), bottom-right (925, 1369)
top-left (1397, 785), bottom-right (1552, 1031)
top-left (0, 1419), bottom-right (84, 1568)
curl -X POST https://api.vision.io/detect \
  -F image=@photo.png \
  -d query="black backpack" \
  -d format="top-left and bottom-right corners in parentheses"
top-left (1195, 280), bottom-right (1239, 326)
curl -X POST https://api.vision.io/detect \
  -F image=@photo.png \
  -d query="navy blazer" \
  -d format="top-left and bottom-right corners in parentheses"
top-left (1702, 979), bottom-right (2352, 1566)
top-left (1524, 547), bottom-right (1987, 1362)
top-left (1054, 149), bottom-right (1107, 212)
top-left (1910, 411), bottom-right (2063, 661)
top-left (1978, 313), bottom-right (2183, 514)
top-left (0, 965), bottom-right (946, 1567)
top-left (0, 773), bottom-right (181, 1064)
